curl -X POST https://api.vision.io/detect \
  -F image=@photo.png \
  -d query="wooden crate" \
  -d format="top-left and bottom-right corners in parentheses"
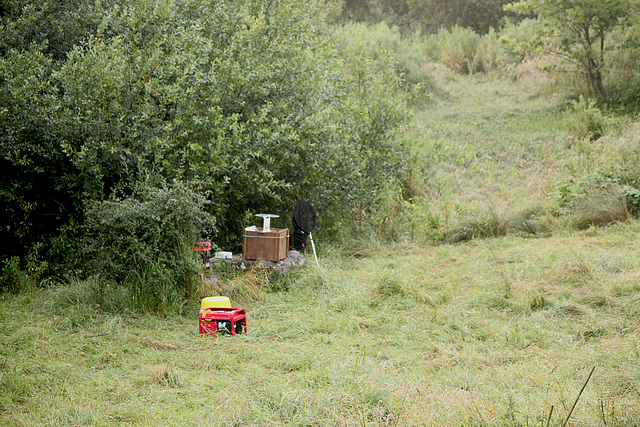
top-left (243, 228), bottom-right (289, 261)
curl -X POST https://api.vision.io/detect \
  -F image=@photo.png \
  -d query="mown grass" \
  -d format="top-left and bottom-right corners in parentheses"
top-left (3, 222), bottom-right (640, 425)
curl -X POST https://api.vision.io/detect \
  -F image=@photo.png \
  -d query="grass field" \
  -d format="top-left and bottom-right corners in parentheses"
top-left (3, 70), bottom-right (640, 426)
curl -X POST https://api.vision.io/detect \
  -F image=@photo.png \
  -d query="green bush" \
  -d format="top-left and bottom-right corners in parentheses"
top-left (83, 182), bottom-right (214, 314)
top-left (1, 257), bottom-right (30, 293)
top-left (566, 96), bottom-right (614, 141)
top-left (421, 26), bottom-right (508, 75)
top-left (1, 0), bottom-right (411, 263)
top-left (0, 243), bottom-right (49, 293)
top-left (604, 25), bottom-right (640, 110)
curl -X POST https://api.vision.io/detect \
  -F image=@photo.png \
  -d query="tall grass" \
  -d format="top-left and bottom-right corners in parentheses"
top-left (333, 20), bottom-right (640, 243)
top-left (421, 26), bottom-right (509, 75)
top-left (333, 21), bottom-right (519, 106)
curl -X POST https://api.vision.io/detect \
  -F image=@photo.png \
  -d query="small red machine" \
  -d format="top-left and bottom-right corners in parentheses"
top-left (193, 241), bottom-right (212, 259)
top-left (199, 307), bottom-right (247, 336)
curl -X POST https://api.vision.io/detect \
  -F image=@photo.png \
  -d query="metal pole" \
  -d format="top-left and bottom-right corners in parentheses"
top-left (309, 233), bottom-right (319, 268)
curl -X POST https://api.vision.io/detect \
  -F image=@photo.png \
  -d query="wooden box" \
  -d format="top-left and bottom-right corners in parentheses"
top-left (243, 228), bottom-right (289, 261)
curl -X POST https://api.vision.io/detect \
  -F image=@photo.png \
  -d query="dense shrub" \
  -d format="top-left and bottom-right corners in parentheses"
top-left (422, 26), bottom-right (508, 75)
top-left (83, 183), bottom-right (214, 313)
top-left (339, 0), bottom-right (511, 35)
top-left (566, 96), bottom-right (615, 141)
top-left (0, 0), bottom-right (410, 272)
top-left (0, 243), bottom-right (50, 293)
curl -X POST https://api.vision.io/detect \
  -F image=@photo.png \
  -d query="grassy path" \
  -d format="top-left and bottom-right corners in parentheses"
top-left (409, 71), bottom-right (569, 215)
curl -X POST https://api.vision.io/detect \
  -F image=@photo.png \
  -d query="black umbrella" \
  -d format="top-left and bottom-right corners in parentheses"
top-left (292, 200), bottom-right (319, 267)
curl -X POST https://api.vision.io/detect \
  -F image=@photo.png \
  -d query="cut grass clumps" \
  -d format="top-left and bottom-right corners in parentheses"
top-left (507, 290), bottom-right (554, 314)
top-left (144, 364), bottom-right (184, 388)
top-left (445, 210), bottom-right (509, 243)
top-left (508, 206), bottom-right (551, 236)
top-left (551, 259), bottom-right (594, 287)
top-left (579, 293), bottom-right (611, 308)
top-left (375, 275), bottom-right (407, 298)
top-left (556, 304), bottom-right (592, 317)
top-left (474, 292), bottom-right (512, 311)
top-left (446, 207), bottom-right (552, 244)
top-left (568, 191), bottom-right (629, 230)
top-left (372, 273), bottom-right (435, 308)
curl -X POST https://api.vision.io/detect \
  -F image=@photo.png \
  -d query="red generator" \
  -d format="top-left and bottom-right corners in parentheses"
top-left (193, 241), bottom-right (212, 261)
top-left (199, 307), bottom-right (247, 336)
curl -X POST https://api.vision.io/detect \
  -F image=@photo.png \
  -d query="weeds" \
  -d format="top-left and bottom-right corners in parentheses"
top-left (1, 243), bottom-right (50, 293)
top-left (566, 96), bottom-right (615, 141)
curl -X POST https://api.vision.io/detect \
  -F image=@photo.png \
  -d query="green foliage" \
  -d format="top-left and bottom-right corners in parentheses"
top-left (0, 243), bottom-right (50, 293)
top-left (605, 24), bottom-right (640, 109)
top-left (505, 0), bottom-right (633, 97)
top-left (623, 185), bottom-right (640, 215)
top-left (340, 0), bottom-right (512, 35)
top-left (566, 95), bottom-right (615, 140)
top-left (0, 46), bottom-right (81, 262)
top-left (554, 172), bottom-right (630, 229)
top-left (497, 18), bottom-right (541, 60)
top-left (422, 26), bottom-right (508, 74)
top-left (0, 257), bottom-right (30, 293)
top-left (333, 22), bottom-right (438, 99)
top-left (0, 0), bottom-right (410, 269)
top-left (335, 18), bottom-right (518, 78)
top-left (0, 0), bottom-right (110, 61)
top-left (299, 24), bottom-right (411, 235)
top-left (83, 183), bottom-right (214, 314)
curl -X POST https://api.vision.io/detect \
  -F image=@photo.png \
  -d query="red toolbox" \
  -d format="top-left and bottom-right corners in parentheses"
top-left (199, 307), bottom-right (247, 336)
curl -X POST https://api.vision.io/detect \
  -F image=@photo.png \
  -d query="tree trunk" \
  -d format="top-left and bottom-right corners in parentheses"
top-left (587, 58), bottom-right (605, 98)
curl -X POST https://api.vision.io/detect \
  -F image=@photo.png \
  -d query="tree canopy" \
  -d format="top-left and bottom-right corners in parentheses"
top-left (340, 0), bottom-right (512, 34)
top-left (505, 0), bottom-right (635, 97)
